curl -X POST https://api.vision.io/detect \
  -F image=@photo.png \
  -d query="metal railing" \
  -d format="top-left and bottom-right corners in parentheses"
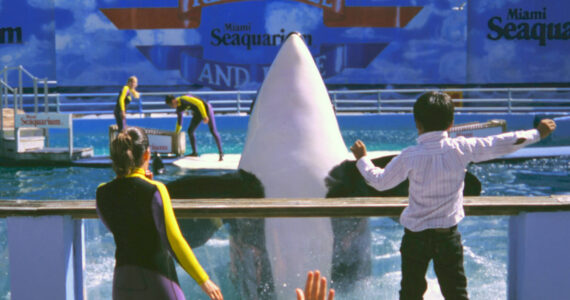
top-left (1, 196), bottom-right (570, 218)
top-left (29, 87), bottom-right (570, 116)
top-left (329, 87), bottom-right (570, 114)
top-left (1, 65), bottom-right (569, 116)
top-left (0, 65), bottom-right (58, 114)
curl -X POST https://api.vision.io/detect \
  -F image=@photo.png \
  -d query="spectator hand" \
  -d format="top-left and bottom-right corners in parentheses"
top-left (200, 279), bottom-right (223, 300)
top-left (296, 270), bottom-right (334, 300)
top-left (350, 140), bottom-right (367, 160)
top-left (537, 119), bottom-right (556, 139)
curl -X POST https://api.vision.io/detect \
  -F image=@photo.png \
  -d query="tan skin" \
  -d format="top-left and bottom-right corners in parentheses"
top-left (139, 148), bottom-right (224, 300)
top-left (167, 98), bottom-right (210, 124)
top-left (295, 270), bottom-right (335, 300)
top-left (351, 119), bottom-right (557, 160)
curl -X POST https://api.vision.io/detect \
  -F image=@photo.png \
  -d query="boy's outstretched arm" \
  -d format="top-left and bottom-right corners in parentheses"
top-left (537, 119), bottom-right (556, 139)
top-left (351, 140), bottom-right (367, 160)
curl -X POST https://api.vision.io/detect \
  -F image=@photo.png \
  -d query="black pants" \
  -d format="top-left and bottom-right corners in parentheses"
top-left (114, 108), bottom-right (127, 132)
top-left (399, 225), bottom-right (468, 300)
top-left (187, 102), bottom-right (223, 155)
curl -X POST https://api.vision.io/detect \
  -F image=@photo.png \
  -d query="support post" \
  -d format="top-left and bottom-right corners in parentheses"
top-left (44, 80), bottom-right (49, 113)
top-left (508, 211), bottom-right (570, 300)
top-left (69, 114), bottom-right (73, 160)
top-left (7, 216), bottom-right (85, 300)
top-left (237, 91), bottom-right (241, 114)
top-left (33, 78), bottom-right (38, 113)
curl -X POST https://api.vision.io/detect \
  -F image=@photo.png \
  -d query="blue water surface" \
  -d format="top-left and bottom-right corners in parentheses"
top-left (1, 116), bottom-right (569, 300)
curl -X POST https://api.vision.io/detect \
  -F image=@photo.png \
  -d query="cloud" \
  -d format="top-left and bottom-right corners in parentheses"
top-left (60, 60), bottom-right (187, 85)
top-left (265, 1), bottom-right (321, 35)
top-left (27, 0), bottom-right (52, 10)
top-left (0, 35), bottom-right (54, 74)
top-left (55, 33), bottom-right (73, 51)
top-left (84, 13), bottom-right (116, 32)
top-left (405, 4), bottom-right (434, 29)
top-left (341, 28), bottom-right (377, 39)
top-left (41, 21), bottom-right (55, 33)
top-left (438, 51), bottom-right (466, 83)
top-left (54, 0), bottom-right (96, 10)
top-left (130, 29), bottom-right (201, 46)
top-left (471, 0), bottom-right (522, 13)
top-left (468, 33), bottom-right (523, 82)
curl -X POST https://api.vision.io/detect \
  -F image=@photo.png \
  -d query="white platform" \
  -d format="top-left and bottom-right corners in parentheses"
top-left (172, 147), bottom-right (570, 170)
top-left (173, 153), bottom-right (242, 170)
top-left (172, 151), bottom-right (400, 170)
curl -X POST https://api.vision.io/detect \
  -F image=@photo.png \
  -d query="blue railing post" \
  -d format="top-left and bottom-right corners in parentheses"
top-left (18, 65), bottom-right (23, 112)
top-left (508, 211), bottom-right (570, 300)
top-left (237, 91), bottom-right (241, 114)
top-left (33, 78), bottom-right (38, 113)
top-left (138, 97), bottom-right (143, 117)
top-left (508, 88), bottom-right (512, 114)
top-left (331, 92), bottom-right (337, 111)
top-left (377, 91), bottom-right (382, 113)
top-left (44, 80), bottom-right (49, 113)
top-left (7, 215), bottom-right (85, 299)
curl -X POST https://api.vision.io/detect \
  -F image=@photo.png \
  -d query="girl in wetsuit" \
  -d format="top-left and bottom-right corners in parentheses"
top-left (96, 127), bottom-right (223, 300)
top-left (114, 76), bottom-right (140, 131)
top-left (165, 94), bottom-right (224, 161)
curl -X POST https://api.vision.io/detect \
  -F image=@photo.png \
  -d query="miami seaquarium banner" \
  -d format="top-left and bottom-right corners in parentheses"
top-left (0, 0), bottom-right (568, 89)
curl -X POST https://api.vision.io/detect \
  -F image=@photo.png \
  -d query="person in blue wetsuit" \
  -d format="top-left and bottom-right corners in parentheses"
top-left (96, 126), bottom-right (223, 300)
top-left (114, 76), bottom-right (140, 131)
top-left (165, 94), bottom-right (224, 161)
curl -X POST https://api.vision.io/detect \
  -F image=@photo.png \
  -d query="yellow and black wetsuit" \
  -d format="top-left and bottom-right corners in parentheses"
top-left (96, 168), bottom-right (209, 299)
top-left (114, 85), bottom-right (134, 131)
top-left (175, 95), bottom-right (223, 156)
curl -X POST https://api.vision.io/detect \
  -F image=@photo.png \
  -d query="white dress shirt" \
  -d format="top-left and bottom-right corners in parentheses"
top-left (356, 129), bottom-right (541, 232)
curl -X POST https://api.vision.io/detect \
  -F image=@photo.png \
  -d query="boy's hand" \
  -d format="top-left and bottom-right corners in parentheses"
top-left (350, 140), bottom-right (367, 160)
top-left (537, 119), bottom-right (556, 139)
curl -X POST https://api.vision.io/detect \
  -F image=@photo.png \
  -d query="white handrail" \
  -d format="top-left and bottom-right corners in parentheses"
top-left (19, 87), bottom-right (570, 115)
top-left (2, 65), bottom-right (570, 116)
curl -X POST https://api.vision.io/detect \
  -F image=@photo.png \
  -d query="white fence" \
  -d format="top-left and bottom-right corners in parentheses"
top-left (2, 66), bottom-right (570, 116)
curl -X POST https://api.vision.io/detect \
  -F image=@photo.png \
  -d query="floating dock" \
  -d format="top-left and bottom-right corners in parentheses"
top-left (1, 108), bottom-right (94, 165)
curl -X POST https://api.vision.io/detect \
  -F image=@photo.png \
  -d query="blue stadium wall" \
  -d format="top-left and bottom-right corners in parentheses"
top-left (0, 0), bottom-right (568, 90)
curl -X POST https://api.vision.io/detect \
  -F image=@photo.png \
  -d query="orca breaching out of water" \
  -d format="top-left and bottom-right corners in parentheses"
top-left (166, 33), bottom-right (481, 299)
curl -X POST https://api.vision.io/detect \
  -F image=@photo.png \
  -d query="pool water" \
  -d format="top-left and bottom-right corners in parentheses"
top-left (1, 119), bottom-right (569, 300)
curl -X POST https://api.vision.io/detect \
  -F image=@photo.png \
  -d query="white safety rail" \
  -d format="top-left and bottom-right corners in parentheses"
top-left (2, 65), bottom-right (570, 116)
top-left (328, 87), bottom-right (570, 114)
top-left (0, 65), bottom-right (58, 114)
top-left (44, 87), bottom-right (570, 116)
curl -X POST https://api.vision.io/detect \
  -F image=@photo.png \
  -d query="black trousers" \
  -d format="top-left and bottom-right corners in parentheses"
top-left (399, 225), bottom-right (469, 300)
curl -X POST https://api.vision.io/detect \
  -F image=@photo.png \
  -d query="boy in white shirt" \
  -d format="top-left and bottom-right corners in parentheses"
top-left (351, 91), bottom-right (556, 299)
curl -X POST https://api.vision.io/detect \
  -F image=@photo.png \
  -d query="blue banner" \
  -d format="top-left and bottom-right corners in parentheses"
top-left (0, 0), bottom-right (568, 89)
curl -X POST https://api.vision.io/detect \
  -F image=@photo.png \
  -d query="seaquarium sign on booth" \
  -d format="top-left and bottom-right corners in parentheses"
top-left (16, 113), bottom-right (71, 129)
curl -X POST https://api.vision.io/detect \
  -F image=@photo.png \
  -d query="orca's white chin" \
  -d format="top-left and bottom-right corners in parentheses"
top-left (239, 33), bottom-right (349, 298)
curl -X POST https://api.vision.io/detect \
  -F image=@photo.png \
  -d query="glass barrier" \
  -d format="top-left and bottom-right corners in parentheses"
top-left (0, 219), bottom-right (9, 300)
top-left (83, 216), bottom-right (509, 300)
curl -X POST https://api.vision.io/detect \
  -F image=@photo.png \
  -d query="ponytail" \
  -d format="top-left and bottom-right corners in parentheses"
top-left (110, 127), bottom-right (149, 177)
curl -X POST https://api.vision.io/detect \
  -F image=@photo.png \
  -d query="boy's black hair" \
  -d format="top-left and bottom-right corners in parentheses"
top-left (413, 91), bottom-right (454, 132)
top-left (164, 94), bottom-right (175, 105)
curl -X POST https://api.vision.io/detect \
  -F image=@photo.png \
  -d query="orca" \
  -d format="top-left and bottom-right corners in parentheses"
top-left (151, 152), bottom-right (165, 175)
top-left (166, 33), bottom-right (481, 299)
